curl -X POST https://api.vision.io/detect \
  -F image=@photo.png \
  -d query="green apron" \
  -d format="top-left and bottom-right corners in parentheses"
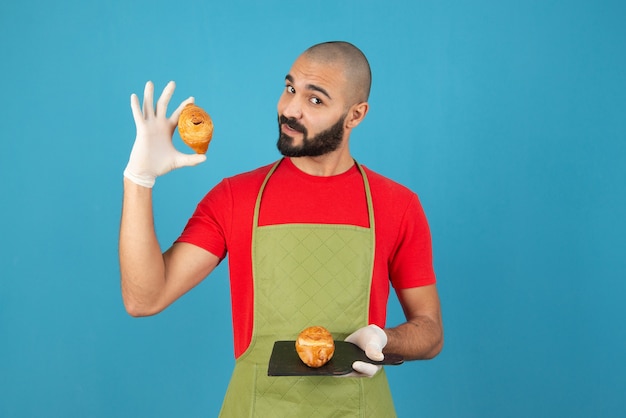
top-left (219, 159), bottom-right (397, 417)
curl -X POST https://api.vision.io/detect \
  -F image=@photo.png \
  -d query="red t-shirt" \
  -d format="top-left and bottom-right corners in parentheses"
top-left (176, 158), bottom-right (436, 358)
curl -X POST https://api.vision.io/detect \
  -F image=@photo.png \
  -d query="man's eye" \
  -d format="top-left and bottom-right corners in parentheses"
top-left (286, 86), bottom-right (295, 94)
top-left (310, 97), bottom-right (322, 105)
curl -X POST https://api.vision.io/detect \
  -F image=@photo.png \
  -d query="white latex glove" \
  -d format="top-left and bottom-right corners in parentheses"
top-left (344, 324), bottom-right (388, 377)
top-left (124, 81), bottom-right (206, 188)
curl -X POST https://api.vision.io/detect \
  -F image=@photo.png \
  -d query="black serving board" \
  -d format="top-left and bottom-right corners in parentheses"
top-left (268, 340), bottom-right (404, 376)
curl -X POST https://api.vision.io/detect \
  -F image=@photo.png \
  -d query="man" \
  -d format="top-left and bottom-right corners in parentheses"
top-left (120, 41), bottom-right (443, 417)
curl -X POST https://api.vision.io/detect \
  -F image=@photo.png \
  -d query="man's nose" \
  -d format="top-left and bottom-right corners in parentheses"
top-left (281, 96), bottom-right (303, 119)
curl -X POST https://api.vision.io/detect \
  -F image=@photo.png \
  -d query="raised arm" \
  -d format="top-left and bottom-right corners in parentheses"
top-left (119, 181), bottom-right (220, 316)
top-left (119, 81), bottom-right (217, 317)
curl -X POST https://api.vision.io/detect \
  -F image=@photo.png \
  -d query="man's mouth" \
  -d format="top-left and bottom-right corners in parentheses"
top-left (282, 123), bottom-right (302, 134)
top-left (279, 115), bottom-right (305, 134)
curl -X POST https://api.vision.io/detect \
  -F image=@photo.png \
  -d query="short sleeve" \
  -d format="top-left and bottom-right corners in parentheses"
top-left (175, 179), bottom-right (232, 260)
top-left (388, 194), bottom-right (436, 289)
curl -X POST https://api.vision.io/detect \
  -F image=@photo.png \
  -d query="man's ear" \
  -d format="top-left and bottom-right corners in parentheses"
top-left (345, 102), bottom-right (369, 130)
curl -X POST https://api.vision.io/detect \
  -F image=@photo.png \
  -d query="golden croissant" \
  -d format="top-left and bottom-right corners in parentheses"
top-left (295, 326), bottom-right (335, 368)
top-left (178, 103), bottom-right (214, 154)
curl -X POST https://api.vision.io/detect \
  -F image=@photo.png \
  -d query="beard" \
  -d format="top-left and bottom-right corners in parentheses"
top-left (276, 113), bottom-right (346, 157)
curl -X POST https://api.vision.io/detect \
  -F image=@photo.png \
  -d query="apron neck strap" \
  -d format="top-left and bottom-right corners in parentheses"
top-left (253, 158), bottom-right (375, 230)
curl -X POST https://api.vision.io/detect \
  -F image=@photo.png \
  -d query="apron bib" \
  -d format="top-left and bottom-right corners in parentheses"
top-left (220, 160), bottom-right (396, 417)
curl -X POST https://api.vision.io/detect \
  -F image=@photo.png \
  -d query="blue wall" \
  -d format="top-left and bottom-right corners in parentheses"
top-left (1, 1), bottom-right (625, 416)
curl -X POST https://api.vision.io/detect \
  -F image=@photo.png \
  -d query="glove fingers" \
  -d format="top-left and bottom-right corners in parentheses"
top-left (130, 93), bottom-right (143, 124)
top-left (156, 81), bottom-right (176, 117)
top-left (352, 361), bottom-right (381, 377)
top-left (175, 153), bottom-right (207, 168)
top-left (364, 344), bottom-right (384, 362)
top-left (142, 81), bottom-right (155, 118)
top-left (171, 96), bottom-right (195, 123)
top-left (344, 324), bottom-right (388, 362)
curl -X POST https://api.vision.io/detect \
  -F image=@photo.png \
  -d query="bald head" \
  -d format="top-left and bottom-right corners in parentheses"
top-left (301, 41), bottom-right (372, 104)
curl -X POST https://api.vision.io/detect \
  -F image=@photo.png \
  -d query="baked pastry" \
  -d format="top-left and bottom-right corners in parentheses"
top-left (295, 326), bottom-right (335, 368)
top-left (178, 103), bottom-right (214, 154)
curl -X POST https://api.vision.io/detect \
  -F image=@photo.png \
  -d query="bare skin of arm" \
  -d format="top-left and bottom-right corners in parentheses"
top-left (119, 178), bottom-right (220, 317)
top-left (384, 284), bottom-right (444, 360)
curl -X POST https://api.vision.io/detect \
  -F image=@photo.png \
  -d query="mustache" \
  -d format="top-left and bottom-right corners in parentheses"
top-left (278, 115), bottom-right (306, 133)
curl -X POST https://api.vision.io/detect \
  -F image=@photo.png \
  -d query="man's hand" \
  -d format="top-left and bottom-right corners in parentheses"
top-left (124, 81), bottom-right (206, 188)
top-left (344, 324), bottom-right (388, 377)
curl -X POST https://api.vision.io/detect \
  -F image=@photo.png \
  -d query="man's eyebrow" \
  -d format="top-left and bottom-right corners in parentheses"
top-left (285, 74), bottom-right (332, 100)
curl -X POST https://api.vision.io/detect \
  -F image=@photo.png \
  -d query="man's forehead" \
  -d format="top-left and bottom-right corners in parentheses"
top-left (285, 57), bottom-right (347, 100)
top-left (285, 74), bottom-right (332, 100)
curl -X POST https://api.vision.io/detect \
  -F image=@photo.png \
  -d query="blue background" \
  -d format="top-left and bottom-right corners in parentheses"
top-left (1, 0), bottom-right (625, 417)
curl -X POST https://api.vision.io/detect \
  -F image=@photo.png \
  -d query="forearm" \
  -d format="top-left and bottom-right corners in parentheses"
top-left (119, 177), bottom-right (166, 316)
top-left (384, 315), bottom-right (444, 361)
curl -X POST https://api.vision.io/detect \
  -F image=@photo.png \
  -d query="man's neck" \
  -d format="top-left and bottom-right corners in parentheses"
top-left (289, 149), bottom-right (354, 177)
